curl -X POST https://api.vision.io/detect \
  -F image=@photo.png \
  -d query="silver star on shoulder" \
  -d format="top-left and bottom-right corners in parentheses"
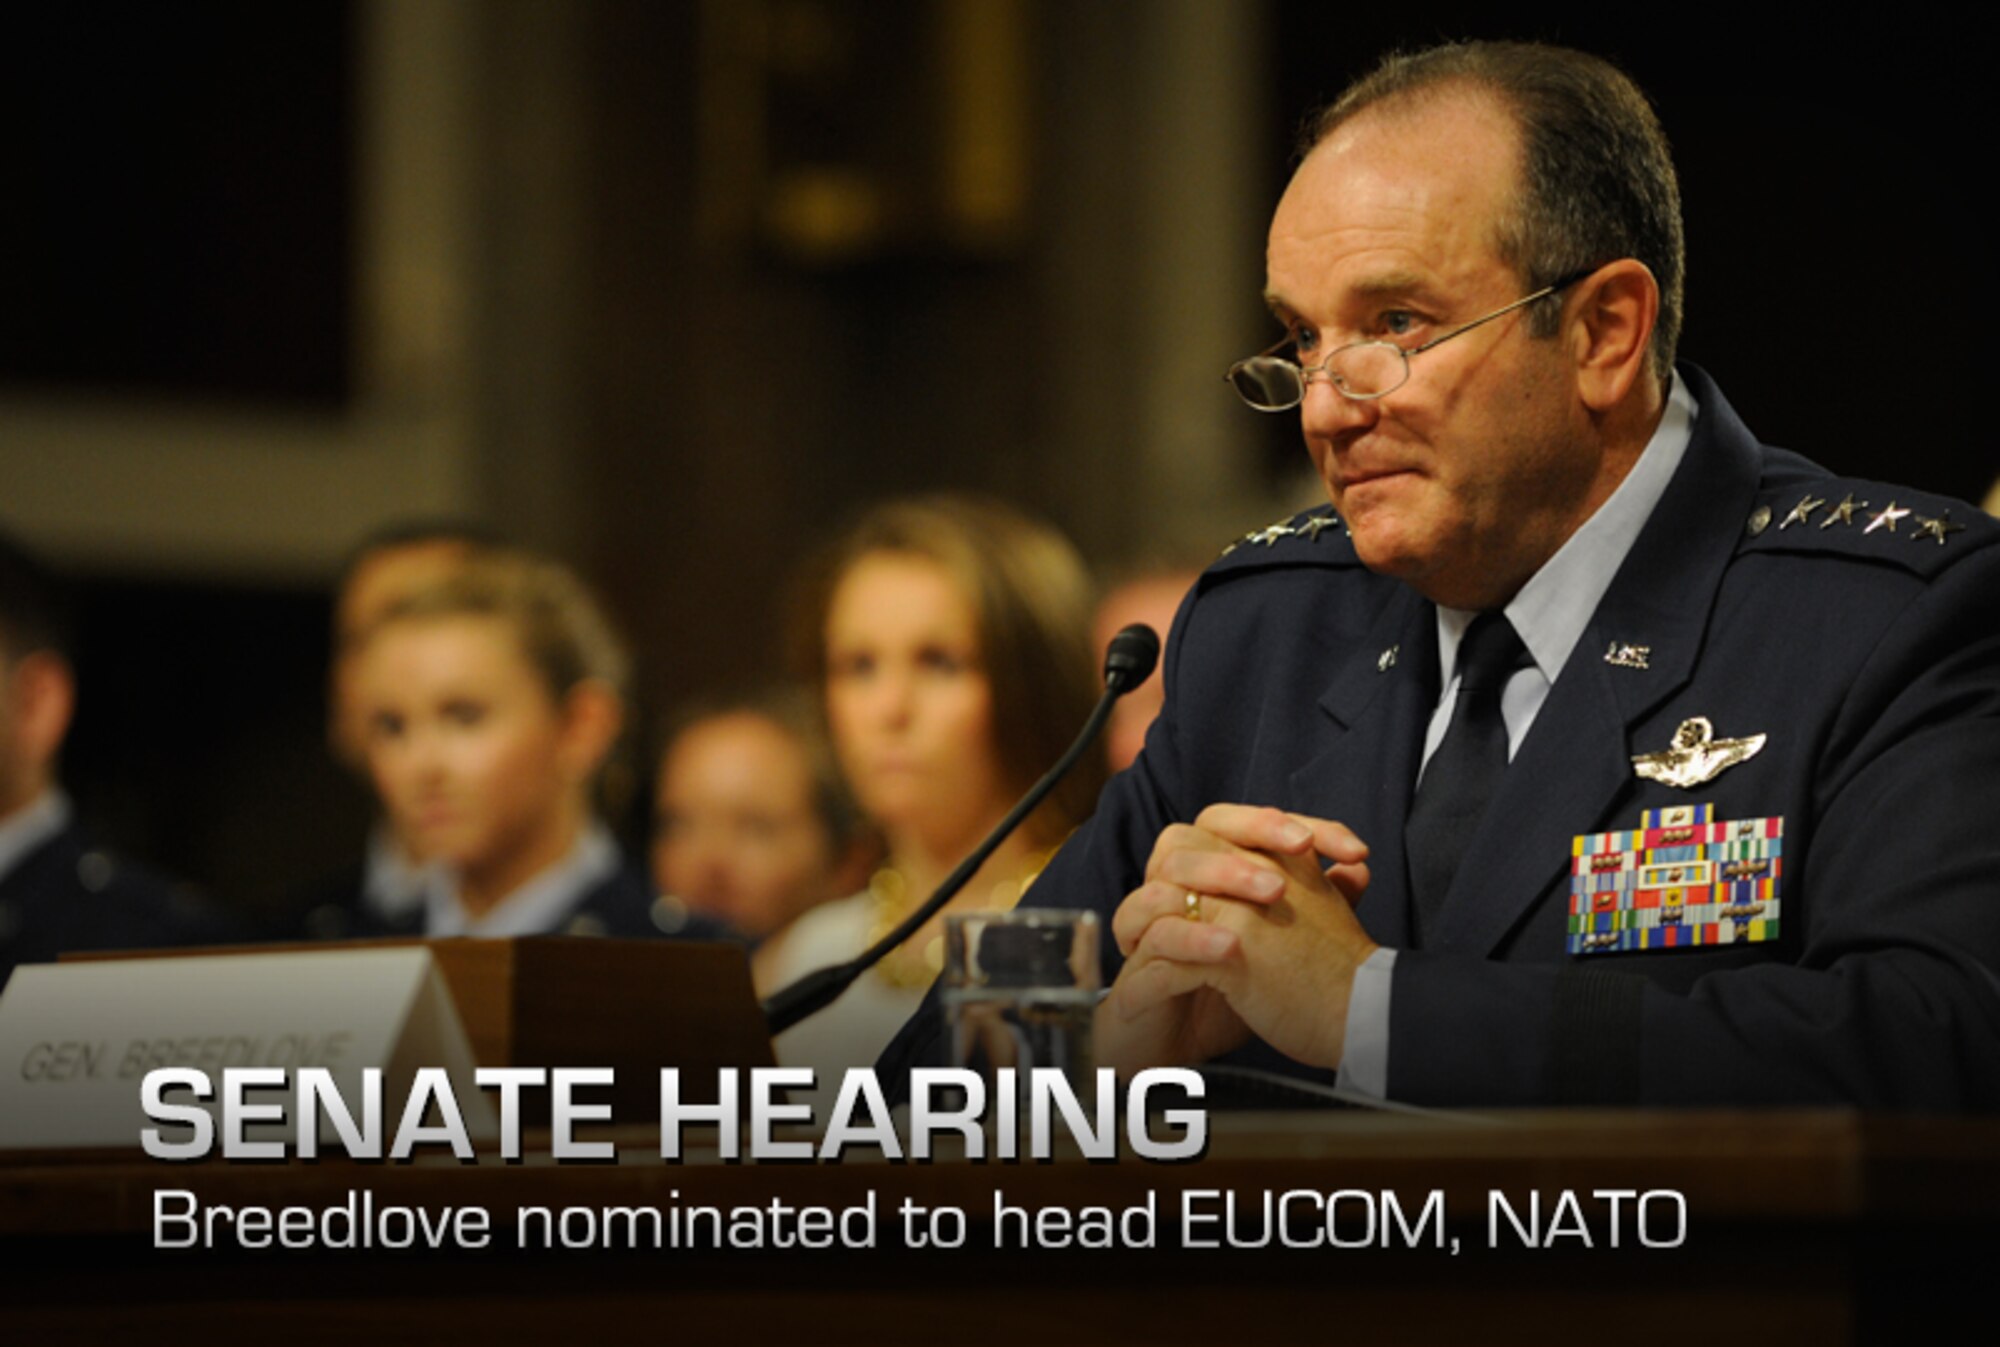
top-left (1911, 511), bottom-right (1965, 546)
top-left (1632, 717), bottom-right (1767, 790)
top-left (1222, 511), bottom-right (1346, 556)
top-left (1778, 494), bottom-right (1826, 530)
top-left (1298, 513), bottom-right (1341, 542)
top-left (1223, 517), bottom-right (1308, 554)
top-left (1819, 493), bottom-right (1867, 529)
top-left (1863, 501), bottom-right (1911, 535)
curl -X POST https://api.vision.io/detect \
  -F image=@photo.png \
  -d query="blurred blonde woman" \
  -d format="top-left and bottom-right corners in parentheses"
top-left (348, 552), bottom-right (725, 940)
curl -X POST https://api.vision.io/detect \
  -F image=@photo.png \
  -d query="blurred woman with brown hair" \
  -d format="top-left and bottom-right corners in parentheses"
top-left (769, 494), bottom-right (1104, 1088)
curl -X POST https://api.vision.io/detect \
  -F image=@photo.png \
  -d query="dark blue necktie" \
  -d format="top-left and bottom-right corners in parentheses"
top-left (1405, 612), bottom-right (1531, 947)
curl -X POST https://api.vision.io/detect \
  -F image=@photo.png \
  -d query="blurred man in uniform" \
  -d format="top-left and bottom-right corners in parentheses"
top-left (0, 530), bottom-right (231, 988)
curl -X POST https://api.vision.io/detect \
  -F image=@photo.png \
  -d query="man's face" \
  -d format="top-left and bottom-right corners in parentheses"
top-left (0, 642), bottom-right (70, 820)
top-left (1265, 95), bottom-right (1603, 608)
top-left (652, 713), bottom-right (843, 939)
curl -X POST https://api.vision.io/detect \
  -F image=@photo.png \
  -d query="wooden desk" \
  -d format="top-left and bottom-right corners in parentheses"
top-left (4, 1110), bottom-right (1995, 1344)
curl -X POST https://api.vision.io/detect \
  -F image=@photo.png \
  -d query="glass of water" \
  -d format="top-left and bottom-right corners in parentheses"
top-left (941, 908), bottom-right (1100, 1087)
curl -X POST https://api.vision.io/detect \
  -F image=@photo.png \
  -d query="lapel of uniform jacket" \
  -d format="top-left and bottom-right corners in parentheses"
top-left (1286, 582), bottom-right (1438, 950)
top-left (1427, 365), bottom-right (1765, 958)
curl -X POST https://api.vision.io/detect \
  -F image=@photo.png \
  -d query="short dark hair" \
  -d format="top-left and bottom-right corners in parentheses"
top-left (0, 528), bottom-right (71, 663)
top-left (1304, 41), bottom-right (1684, 382)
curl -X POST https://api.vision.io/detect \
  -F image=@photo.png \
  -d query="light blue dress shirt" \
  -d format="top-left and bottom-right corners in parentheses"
top-left (1339, 373), bottom-right (1698, 1097)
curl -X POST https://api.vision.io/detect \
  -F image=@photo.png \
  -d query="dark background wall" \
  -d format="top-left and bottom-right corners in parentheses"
top-left (2, 2), bottom-right (1990, 917)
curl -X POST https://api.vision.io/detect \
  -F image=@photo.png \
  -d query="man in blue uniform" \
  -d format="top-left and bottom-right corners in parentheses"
top-left (0, 532), bottom-right (235, 989)
top-left (943, 42), bottom-right (2000, 1108)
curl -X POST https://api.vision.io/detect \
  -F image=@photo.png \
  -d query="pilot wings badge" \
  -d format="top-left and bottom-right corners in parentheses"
top-left (1631, 717), bottom-right (1767, 790)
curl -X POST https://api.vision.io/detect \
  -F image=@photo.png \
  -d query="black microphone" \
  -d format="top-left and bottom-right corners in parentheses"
top-left (1103, 622), bottom-right (1161, 694)
top-left (760, 623), bottom-right (1161, 1036)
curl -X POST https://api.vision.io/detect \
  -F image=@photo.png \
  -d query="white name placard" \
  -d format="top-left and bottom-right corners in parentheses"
top-left (0, 947), bottom-right (496, 1150)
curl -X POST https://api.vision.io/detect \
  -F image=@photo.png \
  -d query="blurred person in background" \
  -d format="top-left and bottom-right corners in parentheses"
top-left (1091, 562), bottom-right (1203, 774)
top-left (290, 520), bottom-right (506, 939)
top-left (340, 551), bottom-right (726, 941)
top-left (652, 688), bottom-right (877, 993)
top-left (771, 494), bottom-right (1104, 1090)
top-left (0, 529), bottom-right (235, 989)
top-left (330, 521), bottom-right (509, 772)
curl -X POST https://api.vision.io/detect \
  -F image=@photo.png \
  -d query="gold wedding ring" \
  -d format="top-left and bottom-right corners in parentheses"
top-left (1184, 889), bottom-right (1203, 922)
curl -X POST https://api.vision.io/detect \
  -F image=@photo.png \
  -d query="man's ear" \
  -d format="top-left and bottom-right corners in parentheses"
top-left (11, 651), bottom-right (76, 771)
top-left (1568, 259), bottom-right (1660, 411)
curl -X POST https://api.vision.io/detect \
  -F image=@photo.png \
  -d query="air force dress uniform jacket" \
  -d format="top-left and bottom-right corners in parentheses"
top-left (1033, 365), bottom-right (2000, 1109)
top-left (0, 821), bottom-right (238, 990)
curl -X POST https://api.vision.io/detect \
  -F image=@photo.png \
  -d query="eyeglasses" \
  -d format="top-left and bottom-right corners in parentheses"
top-left (1226, 271), bottom-right (1589, 411)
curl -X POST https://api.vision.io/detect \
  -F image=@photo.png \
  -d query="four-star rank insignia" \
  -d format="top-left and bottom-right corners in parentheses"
top-left (1769, 489), bottom-right (1969, 549)
top-left (1570, 804), bottom-right (1783, 955)
top-left (1632, 716), bottom-right (1765, 789)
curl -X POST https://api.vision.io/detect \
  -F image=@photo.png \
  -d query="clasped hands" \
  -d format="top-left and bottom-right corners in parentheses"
top-left (1095, 804), bottom-right (1378, 1073)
